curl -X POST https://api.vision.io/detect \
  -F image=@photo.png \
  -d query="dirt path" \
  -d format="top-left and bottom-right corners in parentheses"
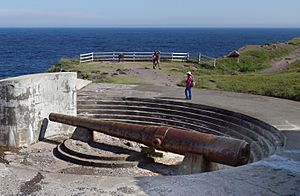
top-left (111, 63), bottom-right (183, 87)
top-left (133, 68), bottom-right (182, 87)
top-left (259, 47), bottom-right (300, 74)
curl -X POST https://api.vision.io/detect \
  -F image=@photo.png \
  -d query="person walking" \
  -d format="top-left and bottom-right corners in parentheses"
top-left (185, 71), bottom-right (193, 100)
top-left (152, 52), bottom-right (157, 69)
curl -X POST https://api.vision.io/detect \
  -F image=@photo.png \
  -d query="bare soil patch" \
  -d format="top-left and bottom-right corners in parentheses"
top-left (82, 62), bottom-right (185, 87)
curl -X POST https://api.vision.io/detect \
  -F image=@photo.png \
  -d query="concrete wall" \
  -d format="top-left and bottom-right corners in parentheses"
top-left (0, 72), bottom-right (77, 147)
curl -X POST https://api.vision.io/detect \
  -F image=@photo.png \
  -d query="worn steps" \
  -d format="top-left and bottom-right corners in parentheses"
top-left (75, 97), bottom-right (285, 164)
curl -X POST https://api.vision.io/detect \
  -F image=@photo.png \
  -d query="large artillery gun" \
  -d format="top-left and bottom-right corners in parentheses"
top-left (49, 112), bottom-right (250, 167)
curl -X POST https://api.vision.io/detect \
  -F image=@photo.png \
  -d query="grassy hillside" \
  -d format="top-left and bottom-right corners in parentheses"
top-left (47, 37), bottom-right (300, 101)
top-left (196, 71), bottom-right (300, 100)
top-left (216, 37), bottom-right (300, 74)
top-left (192, 37), bottom-right (300, 101)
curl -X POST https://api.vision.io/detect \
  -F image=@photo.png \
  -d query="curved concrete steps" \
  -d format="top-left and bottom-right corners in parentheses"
top-left (76, 97), bottom-right (285, 164)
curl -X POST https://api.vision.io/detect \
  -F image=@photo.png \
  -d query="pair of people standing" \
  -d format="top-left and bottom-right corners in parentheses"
top-left (185, 71), bottom-right (194, 100)
top-left (152, 51), bottom-right (161, 69)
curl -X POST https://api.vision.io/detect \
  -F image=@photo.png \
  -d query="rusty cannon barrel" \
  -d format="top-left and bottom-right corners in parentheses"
top-left (49, 113), bottom-right (250, 166)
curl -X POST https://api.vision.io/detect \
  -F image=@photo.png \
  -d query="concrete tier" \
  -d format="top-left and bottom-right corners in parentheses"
top-left (77, 97), bottom-right (284, 163)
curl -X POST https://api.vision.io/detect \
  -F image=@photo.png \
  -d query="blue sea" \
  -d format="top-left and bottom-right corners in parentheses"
top-left (1, 28), bottom-right (300, 79)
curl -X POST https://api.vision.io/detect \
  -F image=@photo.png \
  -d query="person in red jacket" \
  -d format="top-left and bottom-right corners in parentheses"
top-left (185, 71), bottom-right (193, 100)
top-left (152, 52), bottom-right (157, 69)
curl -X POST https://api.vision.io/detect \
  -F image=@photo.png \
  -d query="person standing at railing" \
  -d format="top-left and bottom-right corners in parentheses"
top-left (185, 71), bottom-right (194, 100)
top-left (152, 51), bottom-right (157, 69)
top-left (118, 53), bottom-right (124, 62)
top-left (156, 51), bottom-right (161, 69)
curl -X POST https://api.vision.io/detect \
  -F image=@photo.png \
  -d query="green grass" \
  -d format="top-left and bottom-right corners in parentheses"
top-left (181, 36), bottom-right (300, 101)
top-left (46, 58), bottom-right (80, 72)
top-left (288, 37), bottom-right (300, 45)
top-left (216, 43), bottom-right (295, 74)
top-left (195, 72), bottom-right (300, 101)
top-left (288, 60), bottom-right (300, 72)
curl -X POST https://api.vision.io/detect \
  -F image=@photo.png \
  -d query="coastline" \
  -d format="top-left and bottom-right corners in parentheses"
top-left (1, 28), bottom-right (300, 79)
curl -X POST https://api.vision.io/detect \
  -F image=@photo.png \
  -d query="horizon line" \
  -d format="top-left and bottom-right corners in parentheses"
top-left (1, 26), bottom-right (300, 29)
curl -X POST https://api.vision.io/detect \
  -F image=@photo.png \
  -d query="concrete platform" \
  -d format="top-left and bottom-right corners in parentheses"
top-left (1, 83), bottom-right (300, 196)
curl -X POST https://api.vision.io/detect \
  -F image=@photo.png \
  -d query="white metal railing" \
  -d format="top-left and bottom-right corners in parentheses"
top-left (80, 51), bottom-right (190, 63)
top-left (80, 52), bottom-right (94, 63)
top-left (198, 53), bottom-right (216, 67)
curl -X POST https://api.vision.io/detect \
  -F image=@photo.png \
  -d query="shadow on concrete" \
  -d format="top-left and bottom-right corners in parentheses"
top-left (137, 161), bottom-right (181, 176)
top-left (40, 139), bottom-right (61, 145)
top-left (90, 141), bottom-right (182, 175)
top-left (154, 96), bottom-right (187, 101)
top-left (281, 130), bottom-right (300, 151)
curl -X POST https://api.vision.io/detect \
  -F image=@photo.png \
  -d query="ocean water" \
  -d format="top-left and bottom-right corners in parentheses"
top-left (1, 28), bottom-right (300, 79)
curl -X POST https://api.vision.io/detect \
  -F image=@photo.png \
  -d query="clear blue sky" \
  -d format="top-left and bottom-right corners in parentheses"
top-left (0, 0), bottom-right (299, 28)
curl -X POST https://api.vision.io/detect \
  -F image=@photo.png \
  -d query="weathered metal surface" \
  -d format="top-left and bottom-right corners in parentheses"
top-left (49, 113), bottom-right (250, 166)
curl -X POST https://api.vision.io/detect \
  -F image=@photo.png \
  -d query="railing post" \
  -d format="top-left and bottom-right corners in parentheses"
top-left (113, 52), bottom-right (115, 61)
top-left (133, 52), bottom-right (135, 62)
top-left (172, 53), bottom-right (174, 62)
top-left (187, 53), bottom-right (190, 61)
top-left (199, 53), bottom-right (201, 64)
top-left (92, 52), bottom-right (94, 62)
top-left (213, 58), bottom-right (216, 67)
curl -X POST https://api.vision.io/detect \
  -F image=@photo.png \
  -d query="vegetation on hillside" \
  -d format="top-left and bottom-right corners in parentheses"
top-left (192, 37), bottom-right (300, 101)
top-left (46, 37), bottom-right (300, 101)
top-left (196, 72), bottom-right (300, 100)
